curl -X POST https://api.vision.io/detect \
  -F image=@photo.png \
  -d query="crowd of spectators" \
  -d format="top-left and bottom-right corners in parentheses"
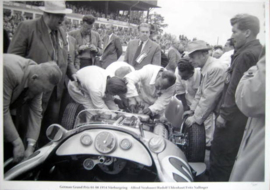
top-left (4, 1), bottom-right (227, 53)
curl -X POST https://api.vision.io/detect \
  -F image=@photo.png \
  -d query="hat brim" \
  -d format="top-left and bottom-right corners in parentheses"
top-left (187, 47), bottom-right (212, 55)
top-left (39, 7), bottom-right (72, 14)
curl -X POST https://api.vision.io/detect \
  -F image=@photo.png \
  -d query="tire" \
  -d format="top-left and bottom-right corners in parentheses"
top-left (184, 123), bottom-right (206, 162)
top-left (61, 103), bottom-right (84, 130)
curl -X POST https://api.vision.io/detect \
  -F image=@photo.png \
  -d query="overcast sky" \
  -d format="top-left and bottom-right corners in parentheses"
top-left (151, 0), bottom-right (266, 46)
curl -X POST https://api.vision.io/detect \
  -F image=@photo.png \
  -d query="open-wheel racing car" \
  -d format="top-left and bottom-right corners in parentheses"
top-left (4, 96), bottom-right (206, 182)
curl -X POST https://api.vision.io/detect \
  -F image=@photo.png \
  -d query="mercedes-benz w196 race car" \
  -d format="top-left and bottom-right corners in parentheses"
top-left (5, 96), bottom-right (206, 182)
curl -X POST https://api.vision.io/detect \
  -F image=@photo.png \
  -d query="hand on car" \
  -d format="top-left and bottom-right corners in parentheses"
top-left (216, 115), bottom-right (226, 128)
top-left (142, 108), bottom-right (152, 115)
top-left (130, 104), bottom-right (137, 113)
top-left (114, 98), bottom-right (126, 109)
top-left (135, 96), bottom-right (145, 109)
top-left (183, 110), bottom-right (194, 119)
top-left (185, 116), bottom-right (195, 127)
top-left (12, 138), bottom-right (25, 163)
top-left (24, 145), bottom-right (34, 159)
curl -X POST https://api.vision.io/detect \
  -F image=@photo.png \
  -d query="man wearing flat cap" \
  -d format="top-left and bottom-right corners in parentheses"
top-left (183, 40), bottom-right (227, 148)
top-left (69, 14), bottom-right (102, 69)
top-left (8, 1), bottom-right (74, 146)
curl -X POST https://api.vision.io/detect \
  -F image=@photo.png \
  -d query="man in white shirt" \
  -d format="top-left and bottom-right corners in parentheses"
top-left (106, 61), bottom-right (135, 110)
top-left (106, 61), bottom-right (135, 78)
top-left (125, 65), bottom-right (176, 116)
top-left (219, 38), bottom-right (234, 68)
top-left (175, 58), bottom-right (201, 111)
top-left (68, 66), bottom-right (127, 118)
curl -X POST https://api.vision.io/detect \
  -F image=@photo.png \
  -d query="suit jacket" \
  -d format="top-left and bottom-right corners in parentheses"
top-left (101, 34), bottom-right (122, 69)
top-left (65, 34), bottom-right (79, 86)
top-left (124, 39), bottom-right (161, 70)
top-left (3, 54), bottom-right (42, 143)
top-left (190, 57), bottom-right (227, 125)
top-left (69, 29), bottom-right (102, 59)
top-left (166, 46), bottom-right (181, 71)
top-left (8, 16), bottom-right (69, 104)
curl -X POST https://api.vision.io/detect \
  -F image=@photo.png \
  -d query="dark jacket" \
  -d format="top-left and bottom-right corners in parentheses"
top-left (219, 39), bottom-right (262, 120)
top-left (101, 34), bottom-right (122, 69)
top-left (69, 29), bottom-right (102, 59)
top-left (8, 16), bottom-right (69, 103)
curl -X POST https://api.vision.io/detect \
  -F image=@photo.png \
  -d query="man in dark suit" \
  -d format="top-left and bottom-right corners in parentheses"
top-left (8, 1), bottom-right (73, 146)
top-left (101, 24), bottom-right (122, 69)
top-left (166, 40), bottom-right (182, 71)
top-left (124, 23), bottom-right (161, 70)
top-left (209, 14), bottom-right (262, 181)
top-left (3, 54), bottom-right (62, 162)
top-left (69, 15), bottom-right (102, 68)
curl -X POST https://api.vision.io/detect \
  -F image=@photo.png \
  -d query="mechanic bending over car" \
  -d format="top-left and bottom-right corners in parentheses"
top-left (175, 58), bottom-right (201, 111)
top-left (3, 54), bottom-right (62, 163)
top-left (67, 65), bottom-right (128, 119)
top-left (106, 61), bottom-right (135, 110)
top-left (124, 64), bottom-right (176, 117)
top-left (183, 40), bottom-right (227, 147)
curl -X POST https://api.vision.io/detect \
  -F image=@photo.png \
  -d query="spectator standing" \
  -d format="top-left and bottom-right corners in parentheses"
top-left (7, 1), bottom-right (73, 147)
top-left (69, 15), bottom-right (102, 68)
top-left (166, 40), bottom-right (182, 71)
top-left (219, 38), bottom-right (235, 68)
top-left (124, 23), bottom-right (161, 70)
top-left (184, 40), bottom-right (227, 147)
top-left (101, 24), bottom-right (123, 69)
top-left (210, 14), bottom-right (263, 181)
top-left (212, 45), bottom-right (224, 59)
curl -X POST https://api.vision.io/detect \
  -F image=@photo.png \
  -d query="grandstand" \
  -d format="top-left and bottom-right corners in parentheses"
top-left (3, 1), bottom-right (158, 33)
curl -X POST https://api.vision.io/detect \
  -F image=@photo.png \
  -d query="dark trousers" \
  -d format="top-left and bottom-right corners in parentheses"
top-left (209, 110), bottom-right (248, 181)
top-left (4, 107), bottom-right (30, 162)
top-left (38, 89), bottom-right (62, 147)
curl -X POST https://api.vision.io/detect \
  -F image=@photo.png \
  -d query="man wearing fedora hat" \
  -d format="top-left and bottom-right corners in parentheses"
top-left (8, 1), bottom-right (74, 146)
top-left (183, 40), bottom-right (227, 148)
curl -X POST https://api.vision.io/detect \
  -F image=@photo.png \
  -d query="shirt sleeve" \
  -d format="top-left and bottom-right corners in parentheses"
top-left (175, 74), bottom-right (186, 95)
top-left (3, 67), bottom-right (20, 142)
top-left (125, 66), bottom-right (149, 98)
top-left (149, 85), bottom-right (175, 114)
top-left (27, 93), bottom-right (43, 141)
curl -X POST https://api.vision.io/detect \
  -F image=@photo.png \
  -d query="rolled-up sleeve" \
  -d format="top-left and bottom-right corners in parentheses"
top-left (125, 67), bottom-right (148, 98)
top-left (149, 85), bottom-right (175, 114)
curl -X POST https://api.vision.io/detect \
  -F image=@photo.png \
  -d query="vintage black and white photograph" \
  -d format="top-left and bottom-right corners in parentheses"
top-left (1, 0), bottom-right (268, 189)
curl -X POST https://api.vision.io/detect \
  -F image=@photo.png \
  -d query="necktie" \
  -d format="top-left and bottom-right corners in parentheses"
top-left (132, 41), bottom-right (143, 66)
top-left (50, 31), bottom-right (58, 61)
